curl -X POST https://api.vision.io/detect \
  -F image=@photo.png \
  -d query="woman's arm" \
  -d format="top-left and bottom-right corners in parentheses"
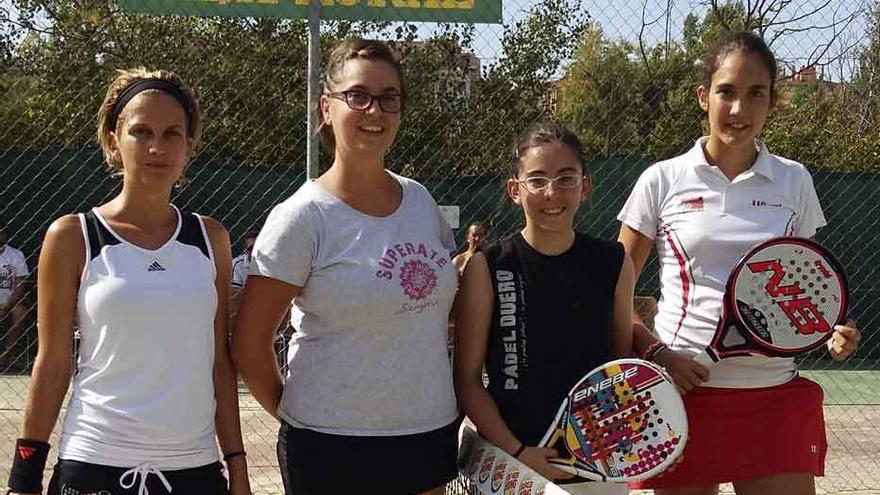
top-left (611, 253), bottom-right (635, 358)
top-left (202, 217), bottom-right (250, 495)
top-left (231, 275), bottom-right (300, 418)
top-left (453, 253), bottom-right (572, 481)
top-left (9, 217), bottom-right (81, 495)
top-left (21, 216), bottom-right (81, 440)
top-left (618, 224), bottom-right (663, 353)
top-left (618, 224), bottom-right (652, 278)
top-left (617, 223), bottom-right (708, 392)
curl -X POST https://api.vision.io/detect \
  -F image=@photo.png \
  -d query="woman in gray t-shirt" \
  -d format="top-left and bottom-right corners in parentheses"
top-left (232, 37), bottom-right (459, 495)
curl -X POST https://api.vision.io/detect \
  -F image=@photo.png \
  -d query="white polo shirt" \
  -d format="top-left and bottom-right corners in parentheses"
top-left (618, 137), bottom-right (826, 388)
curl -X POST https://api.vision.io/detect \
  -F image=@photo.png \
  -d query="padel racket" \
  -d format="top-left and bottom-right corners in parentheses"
top-left (458, 424), bottom-right (570, 495)
top-left (539, 359), bottom-right (686, 481)
top-left (693, 237), bottom-right (848, 367)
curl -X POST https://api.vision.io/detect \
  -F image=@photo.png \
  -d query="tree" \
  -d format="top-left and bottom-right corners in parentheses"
top-left (1, 0), bottom-right (587, 179)
top-left (559, 25), bottom-right (642, 157)
top-left (558, 24), bottom-right (702, 160)
top-left (556, 1), bottom-right (878, 170)
top-left (403, 0), bottom-right (588, 178)
top-left (851, 2), bottom-right (880, 139)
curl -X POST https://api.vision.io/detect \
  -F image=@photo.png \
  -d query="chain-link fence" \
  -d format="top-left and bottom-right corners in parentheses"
top-left (1, 0), bottom-right (879, 493)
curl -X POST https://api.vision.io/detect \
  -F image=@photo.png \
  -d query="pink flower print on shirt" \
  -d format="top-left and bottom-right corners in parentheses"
top-left (399, 259), bottom-right (438, 301)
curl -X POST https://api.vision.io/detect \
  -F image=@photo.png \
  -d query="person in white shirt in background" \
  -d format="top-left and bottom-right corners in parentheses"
top-left (230, 230), bottom-right (258, 320)
top-left (0, 224), bottom-right (30, 370)
top-left (231, 230), bottom-right (258, 292)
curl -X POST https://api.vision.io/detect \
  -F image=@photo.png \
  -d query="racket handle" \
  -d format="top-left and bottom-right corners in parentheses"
top-left (550, 461), bottom-right (606, 481)
top-left (693, 350), bottom-right (717, 368)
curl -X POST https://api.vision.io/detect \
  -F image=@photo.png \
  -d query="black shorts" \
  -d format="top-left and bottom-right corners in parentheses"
top-left (277, 417), bottom-right (462, 495)
top-left (47, 459), bottom-right (228, 495)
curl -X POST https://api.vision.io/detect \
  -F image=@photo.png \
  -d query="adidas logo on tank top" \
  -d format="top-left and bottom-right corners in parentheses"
top-left (147, 261), bottom-right (166, 272)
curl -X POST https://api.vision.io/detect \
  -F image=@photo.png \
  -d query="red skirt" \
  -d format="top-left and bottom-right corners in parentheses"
top-left (629, 376), bottom-right (827, 489)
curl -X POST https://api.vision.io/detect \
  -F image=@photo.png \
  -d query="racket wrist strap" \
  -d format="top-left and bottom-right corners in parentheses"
top-left (511, 442), bottom-right (526, 459)
top-left (641, 341), bottom-right (668, 362)
top-left (8, 438), bottom-right (50, 493)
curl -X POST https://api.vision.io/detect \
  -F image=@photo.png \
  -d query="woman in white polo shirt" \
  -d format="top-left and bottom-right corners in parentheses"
top-left (618, 31), bottom-right (860, 495)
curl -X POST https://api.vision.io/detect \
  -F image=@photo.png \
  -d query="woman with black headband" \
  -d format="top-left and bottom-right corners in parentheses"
top-left (6, 68), bottom-right (250, 495)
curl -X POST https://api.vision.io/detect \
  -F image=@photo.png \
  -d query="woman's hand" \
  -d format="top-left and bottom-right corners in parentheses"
top-left (827, 319), bottom-right (860, 360)
top-left (226, 455), bottom-right (252, 495)
top-left (516, 447), bottom-right (576, 481)
top-left (653, 347), bottom-right (709, 394)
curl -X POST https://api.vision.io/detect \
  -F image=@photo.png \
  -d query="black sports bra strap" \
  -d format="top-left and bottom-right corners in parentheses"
top-left (177, 211), bottom-right (211, 260)
top-left (82, 210), bottom-right (119, 262)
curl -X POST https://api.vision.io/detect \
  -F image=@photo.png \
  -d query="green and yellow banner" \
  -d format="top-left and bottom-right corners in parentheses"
top-left (119, 0), bottom-right (502, 23)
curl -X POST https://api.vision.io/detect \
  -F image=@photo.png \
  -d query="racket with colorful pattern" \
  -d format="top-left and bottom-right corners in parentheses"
top-left (694, 237), bottom-right (848, 367)
top-left (539, 359), bottom-right (687, 481)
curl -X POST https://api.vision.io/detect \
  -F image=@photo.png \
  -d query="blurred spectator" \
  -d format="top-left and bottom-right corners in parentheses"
top-left (453, 221), bottom-right (488, 274)
top-left (0, 225), bottom-right (30, 369)
top-left (232, 230), bottom-right (259, 292)
top-left (230, 230), bottom-right (259, 321)
top-left (449, 222), bottom-right (488, 357)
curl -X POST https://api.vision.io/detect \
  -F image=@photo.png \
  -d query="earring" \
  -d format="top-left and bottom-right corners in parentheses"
top-left (175, 176), bottom-right (189, 189)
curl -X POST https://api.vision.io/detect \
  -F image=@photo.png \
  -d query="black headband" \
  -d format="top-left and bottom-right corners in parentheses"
top-left (108, 78), bottom-right (194, 136)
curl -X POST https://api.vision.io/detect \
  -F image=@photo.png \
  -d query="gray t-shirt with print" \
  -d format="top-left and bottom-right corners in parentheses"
top-left (251, 173), bottom-right (459, 435)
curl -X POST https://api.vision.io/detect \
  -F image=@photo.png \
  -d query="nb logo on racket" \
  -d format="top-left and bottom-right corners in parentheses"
top-left (814, 260), bottom-right (833, 279)
top-left (573, 366), bottom-right (638, 402)
top-left (746, 259), bottom-right (831, 335)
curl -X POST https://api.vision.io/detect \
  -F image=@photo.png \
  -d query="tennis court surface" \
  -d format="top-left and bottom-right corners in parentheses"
top-left (1, 370), bottom-right (879, 494)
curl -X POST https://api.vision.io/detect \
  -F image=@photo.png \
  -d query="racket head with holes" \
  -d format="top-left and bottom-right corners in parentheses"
top-left (713, 237), bottom-right (848, 359)
top-left (538, 359), bottom-right (687, 482)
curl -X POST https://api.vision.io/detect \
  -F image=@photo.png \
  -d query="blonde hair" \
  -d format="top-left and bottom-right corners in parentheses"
top-left (96, 68), bottom-right (202, 174)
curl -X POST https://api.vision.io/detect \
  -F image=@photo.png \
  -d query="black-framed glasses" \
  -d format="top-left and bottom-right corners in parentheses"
top-left (516, 173), bottom-right (584, 193)
top-left (326, 90), bottom-right (403, 113)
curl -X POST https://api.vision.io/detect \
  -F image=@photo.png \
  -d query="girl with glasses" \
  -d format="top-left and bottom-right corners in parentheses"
top-left (232, 38), bottom-right (459, 495)
top-left (454, 122), bottom-right (635, 495)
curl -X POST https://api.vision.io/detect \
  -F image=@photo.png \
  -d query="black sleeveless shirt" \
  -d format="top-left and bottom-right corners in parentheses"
top-left (482, 232), bottom-right (625, 446)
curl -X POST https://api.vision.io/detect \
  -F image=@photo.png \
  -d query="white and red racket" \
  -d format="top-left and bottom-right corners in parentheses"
top-left (694, 237), bottom-right (849, 367)
top-left (539, 359), bottom-right (687, 482)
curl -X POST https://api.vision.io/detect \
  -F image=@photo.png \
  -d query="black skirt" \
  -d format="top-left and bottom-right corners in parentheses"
top-left (277, 417), bottom-right (462, 495)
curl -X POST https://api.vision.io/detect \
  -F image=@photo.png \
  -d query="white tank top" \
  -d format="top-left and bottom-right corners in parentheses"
top-left (59, 206), bottom-right (220, 469)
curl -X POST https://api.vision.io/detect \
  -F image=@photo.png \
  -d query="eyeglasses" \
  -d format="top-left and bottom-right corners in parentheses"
top-left (326, 90), bottom-right (403, 113)
top-left (516, 173), bottom-right (584, 193)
